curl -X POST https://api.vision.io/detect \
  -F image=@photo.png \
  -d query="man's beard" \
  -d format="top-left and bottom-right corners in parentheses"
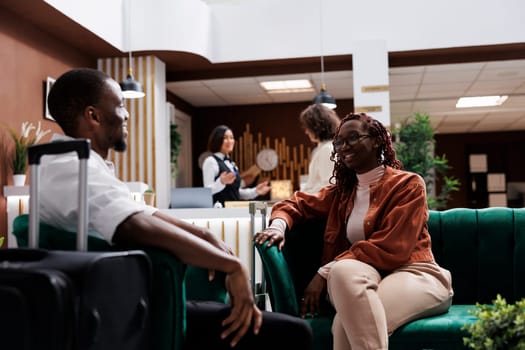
top-left (114, 139), bottom-right (127, 152)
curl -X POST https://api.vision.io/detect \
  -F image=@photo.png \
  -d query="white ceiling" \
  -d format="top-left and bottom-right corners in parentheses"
top-left (167, 59), bottom-right (525, 134)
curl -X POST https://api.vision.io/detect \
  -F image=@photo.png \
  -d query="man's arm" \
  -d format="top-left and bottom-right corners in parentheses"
top-left (152, 211), bottom-right (234, 256)
top-left (113, 212), bottom-right (262, 347)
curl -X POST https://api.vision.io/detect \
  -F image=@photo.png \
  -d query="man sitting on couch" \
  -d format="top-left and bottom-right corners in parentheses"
top-left (43, 67), bottom-right (312, 350)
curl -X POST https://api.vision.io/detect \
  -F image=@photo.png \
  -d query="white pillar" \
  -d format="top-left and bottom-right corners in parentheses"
top-left (352, 40), bottom-right (391, 127)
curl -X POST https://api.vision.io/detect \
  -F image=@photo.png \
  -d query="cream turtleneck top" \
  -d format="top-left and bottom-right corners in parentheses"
top-left (318, 165), bottom-right (385, 279)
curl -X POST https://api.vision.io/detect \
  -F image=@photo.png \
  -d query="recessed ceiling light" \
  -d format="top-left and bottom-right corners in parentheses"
top-left (260, 79), bottom-right (314, 93)
top-left (456, 95), bottom-right (508, 108)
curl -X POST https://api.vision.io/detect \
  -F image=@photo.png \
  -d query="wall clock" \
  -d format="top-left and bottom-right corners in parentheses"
top-left (256, 148), bottom-right (279, 171)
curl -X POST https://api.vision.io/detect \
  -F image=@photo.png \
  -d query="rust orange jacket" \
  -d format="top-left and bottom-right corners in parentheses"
top-left (270, 166), bottom-right (435, 272)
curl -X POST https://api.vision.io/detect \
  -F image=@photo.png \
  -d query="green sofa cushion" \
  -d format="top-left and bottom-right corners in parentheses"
top-left (390, 305), bottom-right (477, 350)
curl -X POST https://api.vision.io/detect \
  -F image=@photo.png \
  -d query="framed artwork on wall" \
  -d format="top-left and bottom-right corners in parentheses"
top-left (44, 76), bottom-right (55, 121)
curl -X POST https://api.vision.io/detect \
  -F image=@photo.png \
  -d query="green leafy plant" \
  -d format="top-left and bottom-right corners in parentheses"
top-left (463, 294), bottom-right (525, 350)
top-left (170, 124), bottom-right (182, 179)
top-left (4, 121), bottom-right (51, 174)
top-left (0, 236), bottom-right (4, 248)
top-left (394, 113), bottom-right (460, 209)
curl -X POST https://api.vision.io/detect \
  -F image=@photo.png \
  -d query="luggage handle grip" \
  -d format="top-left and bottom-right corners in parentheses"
top-left (28, 139), bottom-right (91, 165)
top-left (28, 139), bottom-right (91, 251)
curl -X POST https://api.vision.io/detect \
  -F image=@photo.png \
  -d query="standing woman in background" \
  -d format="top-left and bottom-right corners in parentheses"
top-left (202, 125), bottom-right (271, 206)
top-left (299, 104), bottom-right (340, 194)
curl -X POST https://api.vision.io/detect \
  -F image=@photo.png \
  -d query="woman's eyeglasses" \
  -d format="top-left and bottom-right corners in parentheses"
top-left (333, 133), bottom-right (370, 151)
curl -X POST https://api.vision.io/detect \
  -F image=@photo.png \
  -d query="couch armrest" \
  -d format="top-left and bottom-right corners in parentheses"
top-left (141, 247), bottom-right (186, 350)
top-left (255, 241), bottom-right (299, 316)
top-left (13, 214), bottom-right (112, 251)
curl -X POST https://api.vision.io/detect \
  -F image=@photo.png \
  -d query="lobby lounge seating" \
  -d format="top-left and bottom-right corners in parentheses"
top-left (255, 207), bottom-right (525, 350)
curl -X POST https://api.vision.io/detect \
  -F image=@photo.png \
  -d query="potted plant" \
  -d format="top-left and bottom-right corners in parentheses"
top-left (170, 123), bottom-right (182, 181)
top-left (4, 121), bottom-right (50, 186)
top-left (394, 113), bottom-right (460, 210)
top-left (463, 294), bottom-right (525, 349)
top-left (143, 188), bottom-right (156, 207)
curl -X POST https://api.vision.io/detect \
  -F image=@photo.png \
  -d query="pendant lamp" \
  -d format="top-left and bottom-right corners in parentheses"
top-left (119, 2), bottom-right (144, 99)
top-left (313, 83), bottom-right (336, 109)
top-left (312, 0), bottom-right (336, 109)
top-left (120, 51), bottom-right (145, 99)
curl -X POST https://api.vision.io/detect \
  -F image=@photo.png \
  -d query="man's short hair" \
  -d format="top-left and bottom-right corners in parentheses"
top-left (47, 68), bottom-right (110, 135)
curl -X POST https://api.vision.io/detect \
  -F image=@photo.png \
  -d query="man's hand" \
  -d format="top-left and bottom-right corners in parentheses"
top-left (300, 273), bottom-right (326, 318)
top-left (204, 229), bottom-right (234, 256)
top-left (222, 264), bottom-right (263, 347)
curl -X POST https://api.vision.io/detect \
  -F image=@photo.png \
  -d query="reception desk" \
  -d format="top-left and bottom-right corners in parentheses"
top-left (160, 205), bottom-right (271, 288)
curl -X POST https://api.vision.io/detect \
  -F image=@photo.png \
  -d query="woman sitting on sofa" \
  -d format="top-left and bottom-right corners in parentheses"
top-left (255, 113), bottom-right (454, 350)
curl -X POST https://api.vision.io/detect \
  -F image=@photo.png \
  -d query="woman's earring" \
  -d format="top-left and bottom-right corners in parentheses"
top-left (379, 149), bottom-right (385, 163)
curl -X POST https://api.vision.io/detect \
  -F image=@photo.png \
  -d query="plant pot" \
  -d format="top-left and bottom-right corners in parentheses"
top-left (143, 192), bottom-right (156, 207)
top-left (13, 174), bottom-right (26, 186)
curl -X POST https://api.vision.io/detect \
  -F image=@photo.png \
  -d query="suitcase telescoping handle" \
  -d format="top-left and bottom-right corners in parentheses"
top-left (249, 201), bottom-right (267, 306)
top-left (28, 139), bottom-right (91, 251)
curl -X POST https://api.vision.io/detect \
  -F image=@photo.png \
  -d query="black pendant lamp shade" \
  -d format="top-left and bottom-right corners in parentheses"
top-left (120, 71), bottom-right (145, 99)
top-left (120, 51), bottom-right (145, 99)
top-left (313, 83), bottom-right (336, 109)
top-left (313, 0), bottom-right (336, 110)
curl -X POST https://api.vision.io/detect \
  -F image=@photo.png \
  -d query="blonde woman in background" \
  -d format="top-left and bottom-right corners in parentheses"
top-left (299, 104), bottom-right (340, 194)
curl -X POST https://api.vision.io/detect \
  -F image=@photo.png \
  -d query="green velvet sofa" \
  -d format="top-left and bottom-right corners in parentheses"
top-left (12, 214), bottom-right (227, 350)
top-left (255, 207), bottom-right (525, 350)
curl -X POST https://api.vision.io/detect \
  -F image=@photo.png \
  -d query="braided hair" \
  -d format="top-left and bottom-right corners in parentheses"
top-left (330, 113), bottom-right (403, 193)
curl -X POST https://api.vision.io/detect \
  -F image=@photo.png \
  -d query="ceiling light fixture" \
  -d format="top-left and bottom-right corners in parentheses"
top-left (260, 79), bottom-right (314, 93)
top-left (119, 2), bottom-right (145, 99)
top-left (456, 95), bottom-right (508, 108)
top-left (312, 0), bottom-right (336, 109)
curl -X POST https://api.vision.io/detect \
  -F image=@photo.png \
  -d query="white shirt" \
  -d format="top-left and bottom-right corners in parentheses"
top-left (301, 140), bottom-right (334, 194)
top-left (201, 152), bottom-right (257, 200)
top-left (39, 134), bottom-right (157, 243)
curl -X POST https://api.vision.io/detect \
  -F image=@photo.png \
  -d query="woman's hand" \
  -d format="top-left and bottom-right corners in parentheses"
top-left (255, 180), bottom-right (271, 195)
top-left (220, 171), bottom-right (236, 185)
top-left (254, 226), bottom-right (285, 251)
top-left (300, 273), bottom-right (326, 318)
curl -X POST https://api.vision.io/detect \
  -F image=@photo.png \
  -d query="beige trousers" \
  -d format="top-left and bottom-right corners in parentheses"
top-left (327, 259), bottom-right (453, 350)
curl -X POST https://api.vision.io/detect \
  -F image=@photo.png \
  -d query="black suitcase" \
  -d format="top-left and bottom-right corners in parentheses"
top-left (0, 139), bottom-right (152, 350)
